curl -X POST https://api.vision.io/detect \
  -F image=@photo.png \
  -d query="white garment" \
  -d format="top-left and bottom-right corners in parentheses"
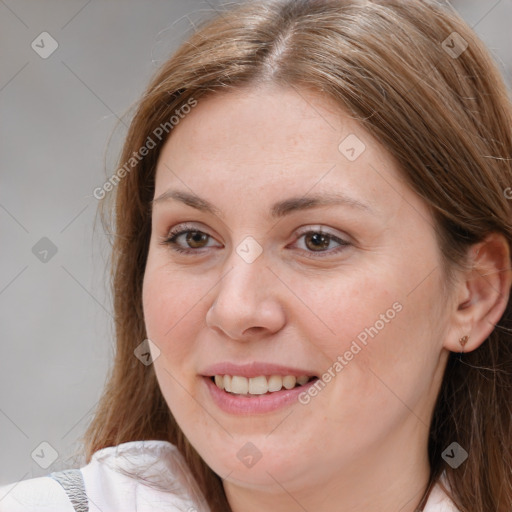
top-left (0, 440), bottom-right (459, 512)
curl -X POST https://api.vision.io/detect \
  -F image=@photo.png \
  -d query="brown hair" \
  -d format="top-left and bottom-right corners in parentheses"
top-left (82, 1), bottom-right (512, 511)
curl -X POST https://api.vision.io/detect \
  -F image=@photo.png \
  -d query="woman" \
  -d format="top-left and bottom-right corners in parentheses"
top-left (1, 0), bottom-right (510, 511)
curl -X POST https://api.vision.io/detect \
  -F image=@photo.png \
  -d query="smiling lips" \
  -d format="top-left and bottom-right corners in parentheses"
top-left (204, 373), bottom-right (319, 414)
top-left (213, 374), bottom-right (313, 395)
top-left (202, 362), bottom-right (319, 413)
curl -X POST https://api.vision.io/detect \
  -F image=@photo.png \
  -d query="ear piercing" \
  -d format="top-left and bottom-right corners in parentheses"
top-left (459, 335), bottom-right (469, 353)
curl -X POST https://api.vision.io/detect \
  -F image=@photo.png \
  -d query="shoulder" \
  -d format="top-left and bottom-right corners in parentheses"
top-left (0, 440), bottom-right (210, 512)
top-left (0, 476), bottom-right (75, 512)
top-left (82, 439), bottom-right (210, 511)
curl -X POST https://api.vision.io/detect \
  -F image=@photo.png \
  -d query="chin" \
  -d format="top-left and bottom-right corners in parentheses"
top-left (187, 430), bottom-right (317, 490)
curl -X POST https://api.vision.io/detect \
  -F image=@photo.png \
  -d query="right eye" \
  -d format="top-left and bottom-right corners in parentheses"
top-left (160, 224), bottom-right (223, 254)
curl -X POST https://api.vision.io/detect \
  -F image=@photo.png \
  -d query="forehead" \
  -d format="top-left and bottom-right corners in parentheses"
top-left (159, 86), bottom-right (353, 165)
top-left (153, 85), bottom-right (410, 217)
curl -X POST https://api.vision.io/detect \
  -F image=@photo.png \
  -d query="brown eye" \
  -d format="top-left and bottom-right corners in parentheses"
top-left (162, 226), bottom-right (221, 254)
top-left (304, 232), bottom-right (332, 251)
top-left (292, 228), bottom-right (351, 257)
top-left (186, 231), bottom-right (209, 248)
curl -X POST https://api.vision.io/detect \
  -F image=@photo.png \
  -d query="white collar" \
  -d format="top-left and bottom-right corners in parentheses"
top-left (90, 441), bottom-right (460, 511)
top-left (423, 474), bottom-right (459, 512)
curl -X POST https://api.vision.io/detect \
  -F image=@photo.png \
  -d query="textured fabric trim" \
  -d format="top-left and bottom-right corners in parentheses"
top-left (49, 469), bottom-right (89, 512)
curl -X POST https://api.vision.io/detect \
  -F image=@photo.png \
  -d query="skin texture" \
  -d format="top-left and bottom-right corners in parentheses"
top-left (142, 85), bottom-right (510, 512)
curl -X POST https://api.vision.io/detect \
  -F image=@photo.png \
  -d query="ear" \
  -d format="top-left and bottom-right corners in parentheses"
top-left (444, 232), bottom-right (512, 353)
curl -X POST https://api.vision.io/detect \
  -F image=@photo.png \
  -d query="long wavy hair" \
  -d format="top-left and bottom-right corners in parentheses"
top-left (81, 1), bottom-right (512, 511)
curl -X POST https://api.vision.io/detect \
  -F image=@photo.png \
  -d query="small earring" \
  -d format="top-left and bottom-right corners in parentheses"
top-left (459, 335), bottom-right (469, 353)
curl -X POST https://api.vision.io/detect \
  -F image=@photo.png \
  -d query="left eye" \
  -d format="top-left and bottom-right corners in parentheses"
top-left (294, 230), bottom-right (349, 254)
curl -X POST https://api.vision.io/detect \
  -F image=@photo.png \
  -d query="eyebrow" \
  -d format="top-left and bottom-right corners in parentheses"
top-left (151, 189), bottom-right (374, 218)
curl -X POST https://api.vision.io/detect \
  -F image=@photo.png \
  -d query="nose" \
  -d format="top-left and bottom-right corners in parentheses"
top-left (205, 254), bottom-right (286, 341)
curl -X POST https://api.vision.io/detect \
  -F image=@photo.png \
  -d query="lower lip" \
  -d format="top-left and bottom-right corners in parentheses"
top-left (203, 376), bottom-right (318, 414)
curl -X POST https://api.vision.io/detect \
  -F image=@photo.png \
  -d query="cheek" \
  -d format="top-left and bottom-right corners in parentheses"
top-left (288, 268), bottom-right (401, 360)
top-left (142, 255), bottom-right (209, 365)
top-left (142, 256), bottom-right (210, 425)
top-left (294, 257), bottom-right (446, 402)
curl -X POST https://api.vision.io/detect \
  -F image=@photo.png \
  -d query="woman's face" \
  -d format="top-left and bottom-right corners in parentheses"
top-left (143, 85), bottom-right (455, 496)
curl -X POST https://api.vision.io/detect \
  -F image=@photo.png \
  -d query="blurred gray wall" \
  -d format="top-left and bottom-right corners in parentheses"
top-left (1, 0), bottom-right (511, 486)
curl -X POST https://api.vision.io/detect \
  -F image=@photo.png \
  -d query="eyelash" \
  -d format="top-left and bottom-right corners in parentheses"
top-left (160, 223), bottom-right (351, 258)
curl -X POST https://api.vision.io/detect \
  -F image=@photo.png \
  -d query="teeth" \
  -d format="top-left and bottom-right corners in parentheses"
top-left (213, 375), bottom-right (312, 395)
top-left (297, 375), bottom-right (309, 386)
top-left (214, 375), bottom-right (224, 390)
top-left (249, 376), bottom-right (268, 395)
top-left (282, 376), bottom-right (296, 389)
top-left (231, 376), bottom-right (248, 394)
top-left (268, 375), bottom-right (283, 392)
top-left (224, 375), bottom-right (232, 393)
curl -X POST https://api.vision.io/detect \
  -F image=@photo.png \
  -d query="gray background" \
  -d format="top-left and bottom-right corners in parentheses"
top-left (1, 0), bottom-right (511, 486)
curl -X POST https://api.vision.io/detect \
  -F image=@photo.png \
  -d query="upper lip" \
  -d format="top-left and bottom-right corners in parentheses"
top-left (201, 362), bottom-right (318, 378)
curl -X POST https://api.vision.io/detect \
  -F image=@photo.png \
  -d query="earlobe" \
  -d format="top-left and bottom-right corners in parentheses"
top-left (458, 334), bottom-right (469, 353)
top-left (444, 233), bottom-right (512, 353)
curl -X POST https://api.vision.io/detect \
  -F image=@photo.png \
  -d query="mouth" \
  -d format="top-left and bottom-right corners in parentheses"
top-left (203, 374), bottom-right (319, 414)
top-left (211, 374), bottom-right (318, 396)
top-left (201, 363), bottom-right (321, 413)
